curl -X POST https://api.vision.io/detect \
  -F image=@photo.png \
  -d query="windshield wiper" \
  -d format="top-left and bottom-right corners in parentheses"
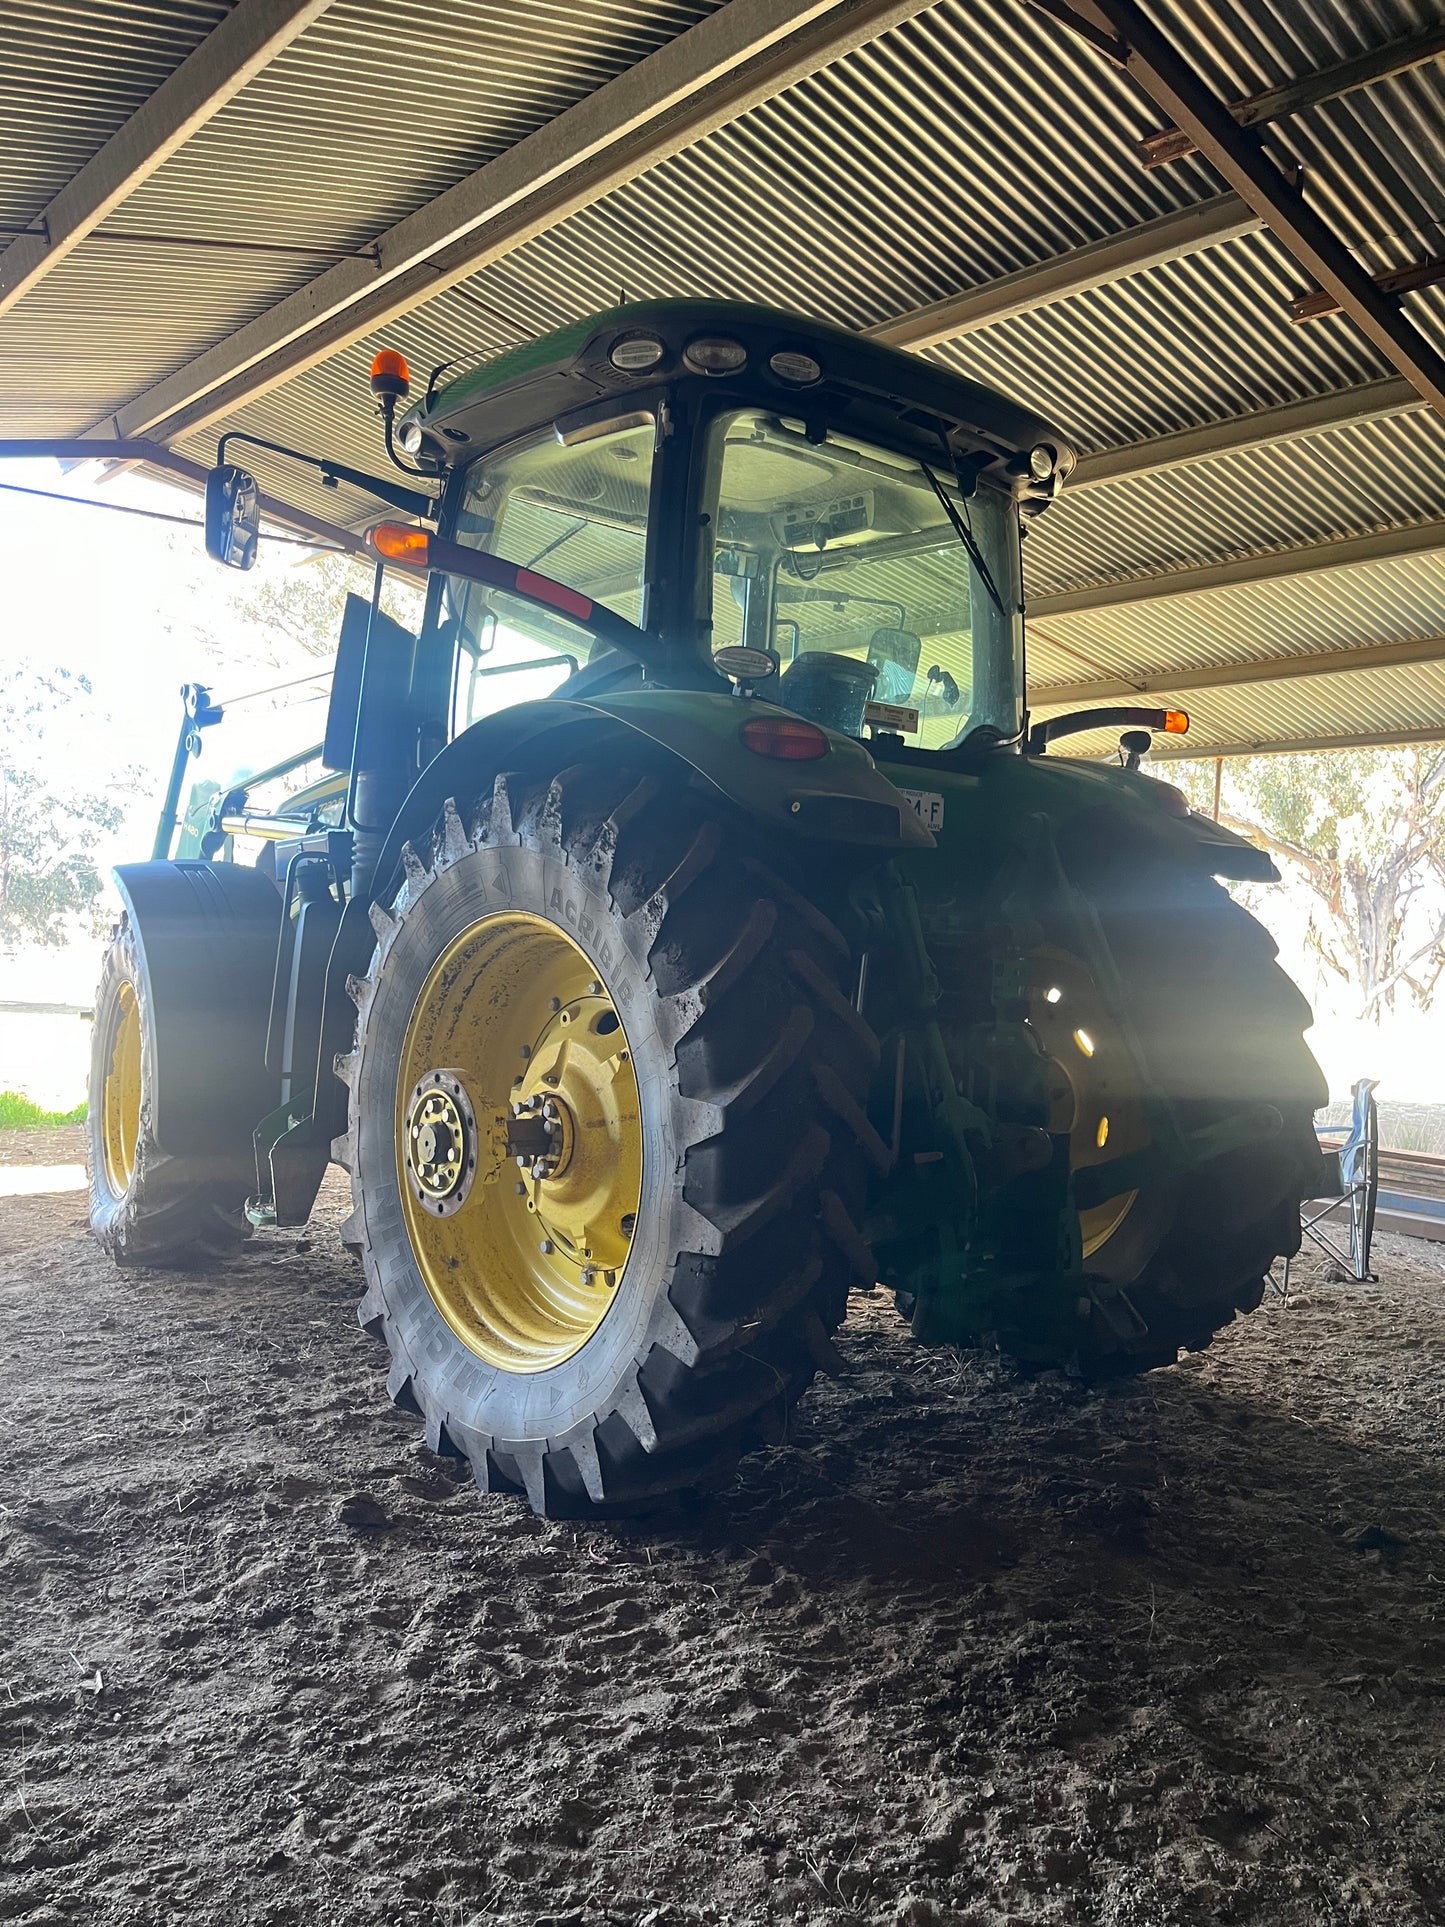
top-left (919, 460), bottom-right (1008, 621)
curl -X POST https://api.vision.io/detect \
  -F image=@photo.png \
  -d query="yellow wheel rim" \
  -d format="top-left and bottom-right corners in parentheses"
top-left (102, 981), bottom-right (142, 1196)
top-left (1027, 947), bottom-right (1147, 1259)
top-left (396, 912), bottom-right (642, 1373)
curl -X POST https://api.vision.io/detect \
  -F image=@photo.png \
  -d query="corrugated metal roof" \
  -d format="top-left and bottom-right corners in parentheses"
top-left (0, 0), bottom-right (726, 434)
top-left (1026, 406), bottom-right (1445, 595)
top-left (1027, 550), bottom-right (1445, 686)
top-left (2, 0), bottom-right (1444, 752)
top-left (0, 1), bottom-right (231, 225)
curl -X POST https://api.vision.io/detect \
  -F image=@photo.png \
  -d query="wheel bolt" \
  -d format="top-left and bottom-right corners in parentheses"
top-left (588, 980), bottom-right (602, 995)
top-left (514, 1181), bottom-right (526, 1195)
top-left (539, 1239), bottom-right (554, 1255)
top-left (548, 997), bottom-right (561, 1013)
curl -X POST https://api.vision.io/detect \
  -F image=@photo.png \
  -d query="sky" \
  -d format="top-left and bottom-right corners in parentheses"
top-left (0, 454), bottom-right (1442, 1114)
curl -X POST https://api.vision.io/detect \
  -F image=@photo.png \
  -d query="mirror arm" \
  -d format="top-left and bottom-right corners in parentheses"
top-left (216, 431), bottom-right (437, 520)
top-left (1026, 705), bottom-right (1186, 754)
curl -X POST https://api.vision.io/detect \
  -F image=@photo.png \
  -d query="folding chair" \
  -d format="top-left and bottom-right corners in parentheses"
top-left (1282, 1077), bottom-right (1380, 1290)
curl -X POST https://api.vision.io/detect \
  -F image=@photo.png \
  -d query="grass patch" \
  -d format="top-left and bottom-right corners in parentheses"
top-left (0, 1091), bottom-right (87, 1129)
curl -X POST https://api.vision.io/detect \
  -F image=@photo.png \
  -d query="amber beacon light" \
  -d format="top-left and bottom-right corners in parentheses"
top-left (369, 350), bottom-right (411, 402)
top-left (369, 522), bottom-right (430, 563)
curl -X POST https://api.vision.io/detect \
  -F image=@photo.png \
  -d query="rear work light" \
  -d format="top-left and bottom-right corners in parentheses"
top-left (741, 715), bottom-right (830, 760)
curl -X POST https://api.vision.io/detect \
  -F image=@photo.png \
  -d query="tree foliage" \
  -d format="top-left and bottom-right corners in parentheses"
top-left (224, 551), bottom-right (424, 666)
top-left (0, 665), bottom-right (133, 949)
top-left (1178, 749), bottom-right (1445, 1017)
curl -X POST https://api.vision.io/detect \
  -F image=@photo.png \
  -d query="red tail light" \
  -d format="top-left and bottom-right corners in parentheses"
top-left (741, 715), bottom-right (830, 761)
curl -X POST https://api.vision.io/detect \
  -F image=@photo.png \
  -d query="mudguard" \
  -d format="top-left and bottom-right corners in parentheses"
top-left (375, 691), bottom-right (931, 903)
top-left (1174, 811), bottom-right (1279, 882)
top-left (112, 860), bottom-right (282, 1158)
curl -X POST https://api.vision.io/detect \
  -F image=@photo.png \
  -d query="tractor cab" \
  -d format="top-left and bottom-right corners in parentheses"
top-left (390, 300), bottom-right (1069, 759)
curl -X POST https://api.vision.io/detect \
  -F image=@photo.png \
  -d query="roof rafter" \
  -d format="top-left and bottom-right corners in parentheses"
top-left (1153, 723), bottom-right (1445, 761)
top-left (1029, 519), bottom-right (1445, 619)
top-left (867, 192), bottom-right (1260, 349)
top-left (0, 0), bottom-right (336, 320)
top-left (1137, 23), bottom-right (1445, 167)
top-left (1030, 632), bottom-right (1445, 705)
top-left (86, 0), bottom-right (939, 449)
top-left (1078, 0), bottom-right (1445, 422)
top-left (1067, 376), bottom-right (1421, 490)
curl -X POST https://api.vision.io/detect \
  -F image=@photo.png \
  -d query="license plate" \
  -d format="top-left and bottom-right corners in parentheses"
top-left (899, 788), bottom-right (945, 831)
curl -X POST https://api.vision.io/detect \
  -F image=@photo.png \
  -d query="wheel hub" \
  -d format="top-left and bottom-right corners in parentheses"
top-left (403, 1072), bottom-right (478, 1216)
top-left (394, 910), bottom-right (643, 1372)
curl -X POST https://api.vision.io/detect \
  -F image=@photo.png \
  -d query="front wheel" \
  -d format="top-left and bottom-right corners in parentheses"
top-left (87, 917), bottom-right (254, 1265)
top-left (339, 759), bottom-right (879, 1517)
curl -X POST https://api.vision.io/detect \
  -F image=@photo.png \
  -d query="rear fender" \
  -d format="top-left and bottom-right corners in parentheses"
top-left (374, 691), bottom-right (930, 911)
top-left (112, 860), bottom-right (283, 1157)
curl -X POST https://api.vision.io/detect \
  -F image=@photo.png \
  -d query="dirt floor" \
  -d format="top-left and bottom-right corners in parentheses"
top-left (3, 1137), bottom-right (1445, 1927)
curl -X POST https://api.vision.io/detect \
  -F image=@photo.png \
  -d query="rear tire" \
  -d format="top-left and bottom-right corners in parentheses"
top-left (1043, 818), bottom-right (1327, 1375)
top-left (87, 917), bottom-right (254, 1266)
top-left (339, 759), bottom-right (878, 1517)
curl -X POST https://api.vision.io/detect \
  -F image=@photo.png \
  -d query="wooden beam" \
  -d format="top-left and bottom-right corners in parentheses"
top-left (0, 0), bottom-right (336, 319)
top-left (1030, 632), bottom-right (1445, 706)
top-left (1028, 519), bottom-right (1445, 620)
top-left (1067, 376), bottom-right (1420, 490)
top-left (88, 0), bottom-right (939, 448)
top-left (867, 193), bottom-right (1260, 350)
top-left (1084, 0), bottom-right (1445, 422)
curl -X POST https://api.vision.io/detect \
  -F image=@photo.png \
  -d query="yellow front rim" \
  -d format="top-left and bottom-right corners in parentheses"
top-left (1027, 947), bottom-right (1147, 1258)
top-left (102, 982), bottom-right (142, 1196)
top-left (396, 912), bottom-right (643, 1373)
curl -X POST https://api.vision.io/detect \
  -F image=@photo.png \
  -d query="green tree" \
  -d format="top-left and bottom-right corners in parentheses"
top-left (223, 550), bottom-right (425, 666)
top-left (1178, 748), bottom-right (1445, 1017)
top-left (0, 666), bottom-right (133, 948)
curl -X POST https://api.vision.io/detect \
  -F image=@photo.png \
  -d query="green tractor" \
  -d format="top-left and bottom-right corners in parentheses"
top-left (83, 301), bottom-right (1327, 1515)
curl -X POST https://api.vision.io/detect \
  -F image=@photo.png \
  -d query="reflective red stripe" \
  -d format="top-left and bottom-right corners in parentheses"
top-left (515, 568), bottom-right (592, 620)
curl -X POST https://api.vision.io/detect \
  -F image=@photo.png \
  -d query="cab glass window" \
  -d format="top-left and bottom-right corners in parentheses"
top-left (709, 410), bottom-right (1022, 747)
top-left (446, 413), bottom-right (654, 730)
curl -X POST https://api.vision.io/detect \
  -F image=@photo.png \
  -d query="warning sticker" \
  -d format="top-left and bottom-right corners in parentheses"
top-left (863, 700), bottom-right (920, 734)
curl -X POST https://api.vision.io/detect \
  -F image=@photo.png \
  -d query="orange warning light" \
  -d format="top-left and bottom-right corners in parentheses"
top-left (369, 349), bottom-right (411, 398)
top-left (1163, 709), bottom-right (1189, 734)
top-left (369, 523), bottom-right (430, 563)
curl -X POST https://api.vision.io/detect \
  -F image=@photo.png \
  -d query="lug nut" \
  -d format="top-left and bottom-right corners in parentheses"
top-left (580, 1268), bottom-right (595, 1286)
top-left (548, 997), bottom-right (561, 1013)
top-left (539, 1239), bottom-right (554, 1255)
top-left (519, 1044), bottom-right (531, 1060)
top-left (588, 980), bottom-right (602, 995)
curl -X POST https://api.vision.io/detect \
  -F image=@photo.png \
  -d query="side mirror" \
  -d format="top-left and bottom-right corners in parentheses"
top-left (204, 463), bottom-right (260, 569)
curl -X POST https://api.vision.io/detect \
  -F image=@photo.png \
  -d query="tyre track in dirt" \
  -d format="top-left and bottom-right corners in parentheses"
top-left (2, 1167), bottom-right (1444, 1926)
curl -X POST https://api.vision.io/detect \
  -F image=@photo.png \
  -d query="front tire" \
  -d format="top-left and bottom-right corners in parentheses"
top-left (339, 760), bottom-right (878, 1517)
top-left (87, 917), bottom-right (254, 1266)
